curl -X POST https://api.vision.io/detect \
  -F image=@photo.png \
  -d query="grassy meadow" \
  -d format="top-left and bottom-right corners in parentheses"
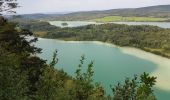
top-left (91, 16), bottom-right (168, 22)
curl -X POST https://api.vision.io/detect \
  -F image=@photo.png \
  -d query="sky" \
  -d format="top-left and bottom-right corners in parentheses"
top-left (16, 0), bottom-right (170, 14)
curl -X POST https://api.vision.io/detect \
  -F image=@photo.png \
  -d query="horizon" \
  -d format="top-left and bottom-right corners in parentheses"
top-left (16, 0), bottom-right (170, 14)
top-left (14, 4), bottom-right (170, 15)
top-left (17, 4), bottom-right (170, 15)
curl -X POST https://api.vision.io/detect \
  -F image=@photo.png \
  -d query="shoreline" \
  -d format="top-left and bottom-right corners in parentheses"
top-left (38, 37), bottom-right (170, 91)
top-left (39, 37), bottom-right (170, 59)
top-left (120, 47), bottom-right (170, 91)
top-left (47, 21), bottom-right (170, 28)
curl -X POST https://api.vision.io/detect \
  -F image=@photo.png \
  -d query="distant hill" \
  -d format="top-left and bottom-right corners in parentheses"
top-left (9, 5), bottom-right (170, 21)
top-left (53, 5), bottom-right (170, 21)
top-left (7, 14), bottom-right (60, 22)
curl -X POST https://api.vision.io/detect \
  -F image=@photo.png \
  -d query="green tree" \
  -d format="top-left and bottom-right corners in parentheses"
top-left (74, 55), bottom-right (94, 100)
top-left (0, 0), bottom-right (18, 14)
top-left (0, 48), bottom-right (28, 100)
top-left (0, 19), bottom-right (45, 99)
top-left (35, 50), bottom-right (59, 100)
top-left (111, 72), bottom-right (157, 100)
top-left (136, 72), bottom-right (157, 100)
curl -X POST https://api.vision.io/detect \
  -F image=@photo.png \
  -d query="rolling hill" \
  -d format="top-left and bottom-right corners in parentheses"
top-left (9, 5), bottom-right (170, 21)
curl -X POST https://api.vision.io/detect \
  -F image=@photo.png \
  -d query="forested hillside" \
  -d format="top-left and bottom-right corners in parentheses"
top-left (9, 5), bottom-right (170, 21)
top-left (49, 5), bottom-right (170, 21)
top-left (0, 16), bottom-right (157, 100)
top-left (19, 21), bottom-right (170, 58)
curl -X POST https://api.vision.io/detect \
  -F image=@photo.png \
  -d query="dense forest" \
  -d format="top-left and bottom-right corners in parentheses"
top-left (19, 21), bottom-right (170, 58)
top-left (0, 16), bottom-right (158, 100)
top-left (1, 0), bottom-right (168, 99)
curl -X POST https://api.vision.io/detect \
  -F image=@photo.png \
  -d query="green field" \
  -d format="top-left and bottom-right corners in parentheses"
top-left (92, 16), bottom-right (168, 22)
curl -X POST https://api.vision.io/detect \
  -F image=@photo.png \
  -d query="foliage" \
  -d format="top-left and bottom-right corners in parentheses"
top-left (0, 0), bottom-right (18, 14)
top-left (92, 16), bottom-right (167, 22)
top-left (111, 73), bottom-right (157, 100)
top-left (20, 21), bottom-right (170, 58)
top-left (62, 22), bottom-right (68, 26)
top-left (0, 18), bottom-right (158, 100)
top-left (74, 55), bottom-right (94, 99)
top-left (0, 17), bottom-right (44, 99)
top-left (0, 48), bottom-right (28, 100)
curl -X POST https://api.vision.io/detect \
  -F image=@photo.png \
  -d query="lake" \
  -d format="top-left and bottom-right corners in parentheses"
top-left (35, 38), bottom-right (170, 100)
top-left (49, 21), bottom-right (170, 28)
top-left (49, 21), bottom-right (101, 28)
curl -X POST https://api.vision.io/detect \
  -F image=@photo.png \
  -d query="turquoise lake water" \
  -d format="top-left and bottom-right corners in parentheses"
top-left (35, 38), bottom-right (170, 100)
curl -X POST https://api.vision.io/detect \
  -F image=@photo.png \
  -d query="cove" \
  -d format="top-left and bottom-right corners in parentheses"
top-left (35, 38), bottom-right (170, 99)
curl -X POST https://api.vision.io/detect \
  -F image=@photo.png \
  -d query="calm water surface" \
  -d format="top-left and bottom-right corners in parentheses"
top-left (49, 21), bottom-right (170, 28)
top-left (49, 21), bottom-right (101, 28)
top-left (35, 38), bottom-right (170, 100)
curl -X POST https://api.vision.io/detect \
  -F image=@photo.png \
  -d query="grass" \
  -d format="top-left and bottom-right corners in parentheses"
top-left (144, 47), bottom-right (170, 58)
top-left (91, 16), bottom-right (168, 22)
top-left (34, 31), bottom-right (48, 37)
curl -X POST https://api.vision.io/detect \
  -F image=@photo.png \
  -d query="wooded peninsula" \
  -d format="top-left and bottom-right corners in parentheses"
top-left (18, 21), bottom-right (170, 58)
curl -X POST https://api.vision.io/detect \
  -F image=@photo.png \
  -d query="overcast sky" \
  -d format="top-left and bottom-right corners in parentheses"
top-left (16, 0), bottom-right (170, 14)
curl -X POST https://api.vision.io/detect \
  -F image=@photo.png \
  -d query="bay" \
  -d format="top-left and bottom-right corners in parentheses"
top-left (35, 38), bottom-right (170, 100)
